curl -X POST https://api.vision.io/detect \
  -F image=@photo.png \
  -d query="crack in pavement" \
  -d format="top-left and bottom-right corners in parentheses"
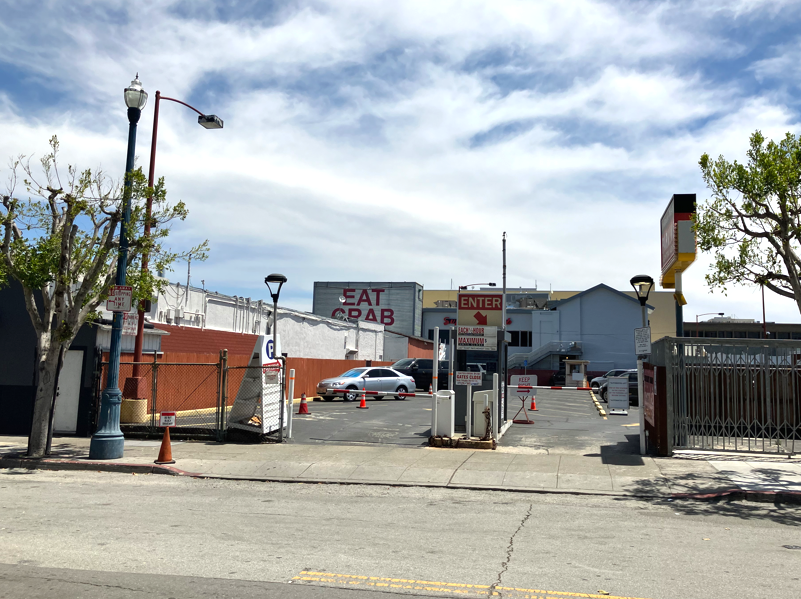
top-left (1, 571), bottom-right (149, 594)
top-left (488, 503), bottom-right (533, 598)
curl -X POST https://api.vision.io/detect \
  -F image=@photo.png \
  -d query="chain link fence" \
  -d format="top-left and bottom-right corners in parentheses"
top-left (94, 357), bottom-right (284, 441)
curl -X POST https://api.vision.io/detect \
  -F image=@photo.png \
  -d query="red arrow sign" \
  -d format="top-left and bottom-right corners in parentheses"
top-left (474, 311), bottom-right (488, 325)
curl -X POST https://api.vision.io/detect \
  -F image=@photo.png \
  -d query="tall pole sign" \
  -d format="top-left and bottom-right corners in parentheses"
top-left (660, 194), bottom-right (697, 336)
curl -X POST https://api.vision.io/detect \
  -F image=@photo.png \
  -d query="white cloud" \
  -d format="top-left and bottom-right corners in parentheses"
top-left (2, 0), bottom-right (801, 325)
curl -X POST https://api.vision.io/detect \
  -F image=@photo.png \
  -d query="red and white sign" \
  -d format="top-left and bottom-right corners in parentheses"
top-left (106, 285), bottom-right (133, 312)
top-left (456, 371), bottom-right (482, 386)
top-left (122, 311), bottom-right (138, 335)
top-left (159, 411), bottom-right (176, 427)
top-left (456, 326), bottom-right (497, 351)
top-left (457, 293), bottom-right (503, 326)
top-left (262, 361), bottom-right (282, 384)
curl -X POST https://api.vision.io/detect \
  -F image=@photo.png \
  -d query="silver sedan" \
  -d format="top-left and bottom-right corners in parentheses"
top-left (316, 367), bottom-right (416, 401)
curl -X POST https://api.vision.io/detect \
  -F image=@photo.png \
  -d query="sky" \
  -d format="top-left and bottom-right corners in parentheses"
top-left (2, 0), bottom-right (801, 324)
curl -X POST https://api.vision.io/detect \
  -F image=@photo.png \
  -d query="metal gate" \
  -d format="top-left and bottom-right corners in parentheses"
top-left (92, 356), bottom-right (283, 442)
top-left (653, 338), bottom-right (801, 455)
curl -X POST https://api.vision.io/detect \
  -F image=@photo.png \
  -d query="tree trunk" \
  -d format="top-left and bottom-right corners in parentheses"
top-left (27, 347), bottom-right (61, 458)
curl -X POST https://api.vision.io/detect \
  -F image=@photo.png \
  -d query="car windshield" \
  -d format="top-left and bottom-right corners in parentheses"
top-left (340, 368), bottom-right (368, 378)
top-left (392, 359), bottom-right (414, 369)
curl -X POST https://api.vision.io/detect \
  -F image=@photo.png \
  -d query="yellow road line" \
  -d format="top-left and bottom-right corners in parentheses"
top-left (292, 570), bottom-right (650, 599)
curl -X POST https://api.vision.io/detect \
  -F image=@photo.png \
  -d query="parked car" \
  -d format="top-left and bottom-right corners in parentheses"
top-left (590, 369), bottom-right (632, 391)
top-left (598, 369), bottom-right (639, 405)
top-left (316, 367), bottom-right (416, 401)
top-left (390, 358), bottom-right (449, 391)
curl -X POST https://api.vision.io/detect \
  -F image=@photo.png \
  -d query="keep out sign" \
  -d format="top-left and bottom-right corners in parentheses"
top-left (331, 288), bottom-right (394, 325)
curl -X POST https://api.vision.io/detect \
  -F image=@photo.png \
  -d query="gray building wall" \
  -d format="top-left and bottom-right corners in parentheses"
top-left (421, 285), bottom-right (642, 373)
top-left (557, 286), bottom-right (640, 370)
top-left (313, 282), bottom-right (422, 337)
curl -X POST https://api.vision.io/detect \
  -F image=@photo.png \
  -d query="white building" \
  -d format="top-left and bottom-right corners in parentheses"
top-left (100, 282), bottom-right (386, 361)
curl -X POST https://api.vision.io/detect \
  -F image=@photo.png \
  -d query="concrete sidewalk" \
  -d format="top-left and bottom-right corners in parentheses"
top-left (2, 435), bottom-right (800, 502)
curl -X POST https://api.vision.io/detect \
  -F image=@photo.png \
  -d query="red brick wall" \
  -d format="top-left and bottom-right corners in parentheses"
top-left (153, 324), bottom-right (258, 356)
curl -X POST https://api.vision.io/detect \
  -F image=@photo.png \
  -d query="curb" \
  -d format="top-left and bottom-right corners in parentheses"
top-left (0, 457), bottom-right (197, 477)
top-left (4, 457), bottom-right (799, 504)
top-left (670, 488), bottom-right (801, 505)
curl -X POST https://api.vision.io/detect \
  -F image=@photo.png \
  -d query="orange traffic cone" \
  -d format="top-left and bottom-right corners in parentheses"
top-left (357, 386), bottom-right (368, 409)
top-left (297, 393), bottom-right (309, 415)
top-left (154, 427), bottom-right (175, 465)
top-left (429, 384), bottom-right (433, 395)
top-left (530, 396), bottom-right (537, 411)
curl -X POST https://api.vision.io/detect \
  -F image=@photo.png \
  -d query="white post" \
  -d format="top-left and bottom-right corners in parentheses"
top-left (466, 383), bottom-right (472, 439)
top-left (448, 334), bottom-right (454, 390)
top-left (431, 386), bottom-right (438, 437)
top-left (492, 372), bottom-right (499, 440)
top-left (432, 326), bottom-right (439, 393)
top-left (286, 368), bottom-right (295, 439)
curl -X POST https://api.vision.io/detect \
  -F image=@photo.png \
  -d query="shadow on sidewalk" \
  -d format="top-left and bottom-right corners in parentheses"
top-left (612, 471), bottom-right (801, 527)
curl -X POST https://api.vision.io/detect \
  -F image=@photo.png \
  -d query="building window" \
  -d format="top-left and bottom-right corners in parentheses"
top-left (778, 332), bottom-right (791, 339)
top-left (747, 331), bottom-right (760, 339)
top-left (509, 331), bottom-right (532, 347)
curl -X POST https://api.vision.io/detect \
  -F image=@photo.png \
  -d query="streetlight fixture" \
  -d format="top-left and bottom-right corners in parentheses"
top-left (89, 74), bottom-right (148, 460)
top-left (629, 274), bottom-right (654, 457)
top-left (695, 312), bottom-right (724, 338)
top-left (131, 91), bottom-right (224, 380)
top-left (265, 274), bottom-right (287, 441)
top-left (458, 282), bottom-right (496, 290)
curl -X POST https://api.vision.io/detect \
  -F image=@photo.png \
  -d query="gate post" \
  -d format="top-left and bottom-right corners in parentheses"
top-left (150, 352), bottom-right (158, 432)
top-left (218, 349), bottom-right (228, 442)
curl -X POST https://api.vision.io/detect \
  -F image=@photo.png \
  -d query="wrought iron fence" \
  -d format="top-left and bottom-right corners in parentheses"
top-left (653, 338), bottom-right (801, 455)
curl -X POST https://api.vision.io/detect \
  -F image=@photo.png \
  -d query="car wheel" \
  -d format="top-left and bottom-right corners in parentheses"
top-left (395, 385), bottom-right (408, 400)
top-left (591, 383), bottom-right (600, 391)
top-left (344, 387), bottom-right (359, 402)
top-left (601, 389), bottom-right (607, 402)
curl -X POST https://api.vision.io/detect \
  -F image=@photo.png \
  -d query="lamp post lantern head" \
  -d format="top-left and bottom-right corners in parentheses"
top-left (124, 74), bottom-right (148, 110)
top-left (630, 274), bottom-right (654, 306)
top-left (264, 273), bottom-right (287, 303)
top-left (198, 114), bottom-right (224, 129)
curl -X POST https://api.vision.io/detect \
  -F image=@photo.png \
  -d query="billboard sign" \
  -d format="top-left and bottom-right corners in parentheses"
top-left (312, 282), bottom-right (421, 336)
top-left (660, 194), bottom-right (697, 289)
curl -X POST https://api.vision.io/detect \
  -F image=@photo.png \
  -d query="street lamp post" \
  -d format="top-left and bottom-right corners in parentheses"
top-left (458, 282), bottom-right (496, 290)
top-left (130, 92), bottom-right (223, 381)
top-left (630, 274), bottom-right (654, 456)
top-left (89, 75), bottom-right (148, 460)
top-left (265, 274), bottom-right (287, 441)
top-left (695, 312), bottom-right (724, 338)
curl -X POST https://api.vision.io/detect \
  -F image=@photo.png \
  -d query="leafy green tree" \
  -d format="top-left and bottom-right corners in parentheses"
top-left (1, 137), bottom-right (207, 457)
top-left (696, 130), bottom-right (801, 312)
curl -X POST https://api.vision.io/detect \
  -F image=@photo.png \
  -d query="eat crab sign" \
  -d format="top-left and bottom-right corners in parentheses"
top-left (457, 293), bottom-right (503, 327)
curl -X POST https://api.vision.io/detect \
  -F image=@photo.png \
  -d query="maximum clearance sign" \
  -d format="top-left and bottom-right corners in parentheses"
top-left (457, 326), bottom-right (497, 351)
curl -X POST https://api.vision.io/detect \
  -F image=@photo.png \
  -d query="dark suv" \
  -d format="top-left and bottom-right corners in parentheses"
top-left (390, 358), bottom-right (450, 391)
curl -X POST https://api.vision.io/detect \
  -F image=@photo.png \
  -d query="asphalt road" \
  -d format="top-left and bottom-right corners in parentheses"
top-left (290, 395), bottom-right (433, 446)
top-left (2, 470), bottom-right (800, 599)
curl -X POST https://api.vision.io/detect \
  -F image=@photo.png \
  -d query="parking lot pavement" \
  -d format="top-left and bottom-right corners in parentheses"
top-left (289, 395), bottom-right (432, 446)
top-left (499, 388), bottom-right (641, 456)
